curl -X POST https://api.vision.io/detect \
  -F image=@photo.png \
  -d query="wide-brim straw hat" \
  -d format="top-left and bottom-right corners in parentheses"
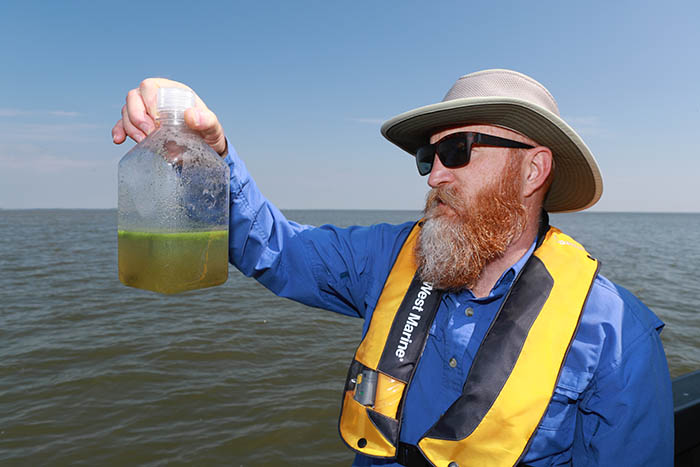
top-left (381, 69), bottom-right (603, 213)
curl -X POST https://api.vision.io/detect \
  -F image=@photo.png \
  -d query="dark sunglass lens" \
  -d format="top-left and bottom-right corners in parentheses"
top-left (438, 137), bottom-right (470, 168)
top-left (416, 145), bottom-right (435, 176)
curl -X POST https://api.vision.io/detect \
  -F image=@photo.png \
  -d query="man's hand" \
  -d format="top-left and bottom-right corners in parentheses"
top-left (112, 78), bottom-right (227, 156)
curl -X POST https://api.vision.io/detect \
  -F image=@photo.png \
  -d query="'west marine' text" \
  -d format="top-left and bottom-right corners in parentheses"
top-left (395, 282), bottom-right (433, 362)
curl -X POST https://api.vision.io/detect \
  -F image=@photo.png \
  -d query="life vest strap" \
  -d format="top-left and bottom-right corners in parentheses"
top-left (396, 441), bottom-right (531, 467)
top-left (397, 442), bottom-right (432, 467)
top-left (396, 442), bottom-right (536, 467)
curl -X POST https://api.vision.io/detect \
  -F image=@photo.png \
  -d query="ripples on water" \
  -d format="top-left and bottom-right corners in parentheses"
top-left (1, 209), bottom-right (698, 465)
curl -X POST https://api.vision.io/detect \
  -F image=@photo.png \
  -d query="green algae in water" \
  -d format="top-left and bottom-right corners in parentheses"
top-left (118, 230), bottom-right (228, 294)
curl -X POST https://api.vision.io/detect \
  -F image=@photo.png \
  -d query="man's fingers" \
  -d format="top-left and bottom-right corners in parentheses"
top-left (139, 78), bottom-right (201, 116)
top-left (112, 119), bottom-right (126, 144)
top-left (138, 79), bottom-right (161, 121)
top-left (197, 109), bottom-right (225, 144)
top-left (121, 104), bottom-right (146, 143)
top-left (126, 88), bottom-right (155, 136)
top-left (185, 107), bottom-right (227, 155)
top-left (185, 107), bottom-right (212, 131)
top-left (112, 78), bottom-right (226, 154)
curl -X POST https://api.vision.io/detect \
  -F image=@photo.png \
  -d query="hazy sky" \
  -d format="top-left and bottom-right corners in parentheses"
top-left (1, 0), bottom-right (698, 212)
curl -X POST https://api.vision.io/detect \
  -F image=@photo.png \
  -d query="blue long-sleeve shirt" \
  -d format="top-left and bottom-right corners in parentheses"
top-left (224, 147), bottom-right (674, 466)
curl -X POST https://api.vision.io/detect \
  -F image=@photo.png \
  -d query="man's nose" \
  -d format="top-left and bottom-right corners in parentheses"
top-left (427, 155), bottom-right (454, 188)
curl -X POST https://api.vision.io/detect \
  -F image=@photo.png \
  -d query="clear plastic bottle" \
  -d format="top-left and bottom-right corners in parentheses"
top-left (118, 87), bottom-right (229, 294)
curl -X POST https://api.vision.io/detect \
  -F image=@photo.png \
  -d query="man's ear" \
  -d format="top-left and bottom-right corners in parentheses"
top-left (522, 147), bottom-right (553, 199)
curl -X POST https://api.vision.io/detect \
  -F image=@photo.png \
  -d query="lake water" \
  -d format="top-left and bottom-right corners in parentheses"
top-left (1, 209), bottom-right (698, 465)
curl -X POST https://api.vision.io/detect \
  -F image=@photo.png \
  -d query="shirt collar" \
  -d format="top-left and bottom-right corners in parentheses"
top-left (465, 238), bottom-right (538, 302)
top-left (496, 238), bottom-right (537, 287)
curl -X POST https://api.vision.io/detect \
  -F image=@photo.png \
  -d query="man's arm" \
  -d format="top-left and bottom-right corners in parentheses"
top-left (572, 286), bottom-right (674, 466)
top-left (224, 143), bottom-right (413, 317)
top-left (113, 78), bottom-right (413, 317)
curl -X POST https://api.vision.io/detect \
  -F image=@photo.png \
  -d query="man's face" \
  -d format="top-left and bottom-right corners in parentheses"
top-left (414, 124), bottom-right (533, 291)
top-left (425, 124), bottom-right (535, 202)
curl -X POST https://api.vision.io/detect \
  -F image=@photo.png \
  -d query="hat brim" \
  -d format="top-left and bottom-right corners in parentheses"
top-left (381, 96), bottom-right (603, 213)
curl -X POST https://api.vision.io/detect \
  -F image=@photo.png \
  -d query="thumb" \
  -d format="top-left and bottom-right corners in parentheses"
top-left (184, 107), bottom-right (227, 156)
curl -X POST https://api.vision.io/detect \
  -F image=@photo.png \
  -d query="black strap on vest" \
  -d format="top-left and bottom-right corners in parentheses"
top-left (396, 442), bottom-right (534, 467)
top-left (536, 209), bottom-right (550, 248)
top-left (396, 442), bottom-right (431, 467)
top-left (377, 274), bottom-right (442, 382)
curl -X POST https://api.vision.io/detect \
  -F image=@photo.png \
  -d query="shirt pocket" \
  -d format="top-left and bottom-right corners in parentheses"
top-left (537, 381), bottom-right (585, 431)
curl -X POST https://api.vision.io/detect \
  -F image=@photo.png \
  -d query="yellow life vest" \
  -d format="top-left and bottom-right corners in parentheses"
top-left (338, 222), bottom-right (599, 467)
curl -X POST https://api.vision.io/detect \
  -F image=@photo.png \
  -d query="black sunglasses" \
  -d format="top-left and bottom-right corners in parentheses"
top-left (415, 132), bottom-right (534, 176)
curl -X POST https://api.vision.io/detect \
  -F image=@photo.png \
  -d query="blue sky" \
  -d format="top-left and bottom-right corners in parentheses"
top-left (1, 0), bottom-right (698, 211)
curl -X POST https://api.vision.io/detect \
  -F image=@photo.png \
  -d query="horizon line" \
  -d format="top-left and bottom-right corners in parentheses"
top-left (1, 207), bottom-right (698, 215)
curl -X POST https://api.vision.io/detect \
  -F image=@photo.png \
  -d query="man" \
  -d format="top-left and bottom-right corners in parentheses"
top-left (113, 69), bottom-right (673, 466)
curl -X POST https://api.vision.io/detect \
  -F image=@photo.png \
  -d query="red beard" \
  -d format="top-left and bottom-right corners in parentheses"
top-left (414, 157), bottom-right (528, 291)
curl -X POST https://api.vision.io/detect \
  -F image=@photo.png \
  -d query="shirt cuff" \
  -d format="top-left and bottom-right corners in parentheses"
top-left (223, 139), bottom-right (252, 200)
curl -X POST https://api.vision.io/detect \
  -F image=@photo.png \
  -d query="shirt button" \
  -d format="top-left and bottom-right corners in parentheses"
top-left (449, 357), bottom-right (458, 368)
top-left (465, 307), bottom-right (474, 317)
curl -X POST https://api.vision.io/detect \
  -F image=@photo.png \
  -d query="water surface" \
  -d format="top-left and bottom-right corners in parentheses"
top-left (1, 210), bottom-right (697, 465)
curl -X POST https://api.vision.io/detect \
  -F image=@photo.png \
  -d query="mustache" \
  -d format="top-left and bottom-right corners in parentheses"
top-left (425, 186), bottom-right (465, 215)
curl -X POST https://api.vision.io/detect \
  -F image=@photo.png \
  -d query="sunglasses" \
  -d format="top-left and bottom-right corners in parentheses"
top-left (415, 132), bottom-right (534, 176)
